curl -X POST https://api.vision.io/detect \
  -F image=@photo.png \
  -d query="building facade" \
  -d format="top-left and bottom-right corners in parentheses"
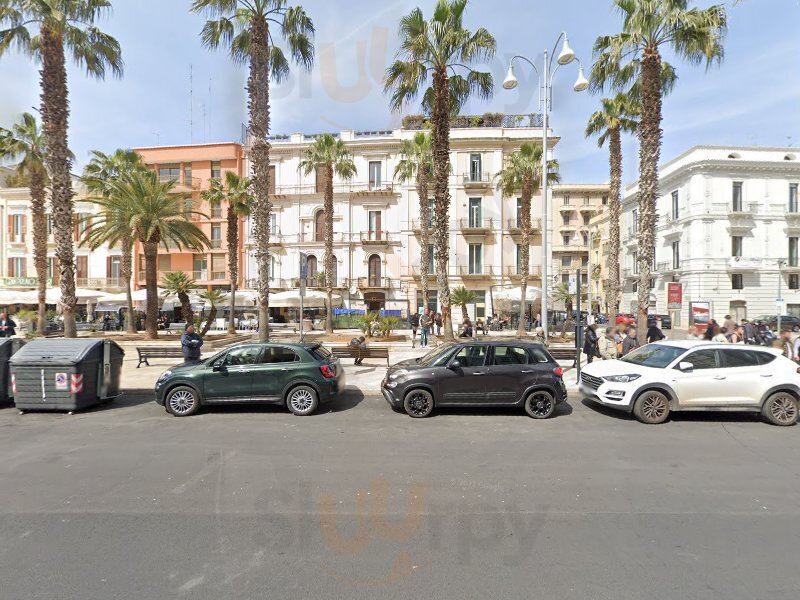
top-left (244, 115), bottom-right (554, 321)
top-left (619, 146), bottom-right (800, 326)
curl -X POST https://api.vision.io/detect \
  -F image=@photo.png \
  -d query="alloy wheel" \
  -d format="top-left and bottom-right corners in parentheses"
top-left (526, 391), bottom-right (555, 419)
top-left (640, 394), bottom-right (668, 422)
top-left (290, 389), bottom-right (315, 414)
top-left (169, 390), bottom-right (196, 416)
top-left (769, 394), bottom-right (798, 425)
top-left (407, 392), bottom-right (431, 417)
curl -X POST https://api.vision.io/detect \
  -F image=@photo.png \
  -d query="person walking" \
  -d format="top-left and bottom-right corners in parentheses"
top-left (780, 330), bottom-right (795, 360)
top-left (704, 320), bottom-right (719, 341)
top-left (409, 312), bottom-right (420, 348)
top-left (531, 327), bottom-right (545, 345)
top-left (712, 327), bottom-right (729, 343)
top-left (0, 312), bottom-right (17, 338)
top-left (583, 323), bottom-right (599, 364)
top-left (646, 321), bottom-right (666, 344)
top-left (180, 323), bottom-right (204, 364)
top-left (434, 313), bottom-right (443, 336)
top-left (723, 314), bottom-right (737, 334)
top-left (598, 327), bottom-right (619, 360)
top-left (419, 309), bottom-right (432, 349)
top-left (742, 319), bottom-right (756, 345)
top-left (622, 327), bottom-right (639, 356)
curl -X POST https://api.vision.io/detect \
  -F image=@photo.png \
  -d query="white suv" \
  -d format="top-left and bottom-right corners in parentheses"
top-left (580, 341), bottom-right (800, 426)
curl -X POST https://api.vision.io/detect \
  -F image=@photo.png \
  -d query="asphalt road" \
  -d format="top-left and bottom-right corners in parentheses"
top-left (0, 391), bottom-right (799, 600)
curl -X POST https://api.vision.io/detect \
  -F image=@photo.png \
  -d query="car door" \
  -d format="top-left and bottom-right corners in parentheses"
top-left (250, 346), bottom-right (302, 402)
top-left (436, 344), bottom-right (488, 405)
top-left (486, 345), bottom-right (538, 405)
top-left (203, 345), bottom-right (262, 402)
top-left (715, 348), bottom-right (770, 406)
top-left (671, 349), bottom-right (738, 406)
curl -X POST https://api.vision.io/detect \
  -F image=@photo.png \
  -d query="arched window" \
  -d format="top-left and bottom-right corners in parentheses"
top-left (368, 254), bottom-right (382, 287)
top-left (314, 209), bottom-right (325, 242)
top-left (306, 255), bottom-right (317, 286)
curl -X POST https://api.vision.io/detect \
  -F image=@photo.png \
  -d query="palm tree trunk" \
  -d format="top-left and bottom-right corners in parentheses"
top-left (636, 46), bottom-right (663, 345)
top-left (431, 67), bottom-right (453, 340)
top-left (517, 176), bottom-right (533, 337)
top-left (121, 236), bottom-right (136, 333)
top-left (418, 166), bottom-right (430, 311)
top-left (201, 304), bottom-right (217, 337)
top-left (227, 208), bottom-right (238, 335)
top-left (179, 292), bottom-right (194, 327)
top-left (608, 127), bottom-right (623, 318)
top-left (143, 241), bottom-right (159, 340)
top-left (40, 25), bottom-right (77, 338)
top-left (29, 169), bottom-right (48, 331)
top-left (249, 15), bottom-right (271, 342)
top-left (324, 166), bottom-right (334, 334)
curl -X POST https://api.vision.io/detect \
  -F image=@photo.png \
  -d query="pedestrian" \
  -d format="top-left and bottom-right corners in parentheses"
top-left (419, 309), bottom-right (432, 348)
top-left (712, 327), bottom-right (728, 343)
top-left (704, 320), bottom-right (719, 341)
top-left (598, 326), bottom-right (619, 360)
top-left (180, 323), bottom-right (204, 364)
top-left (349, 335), bottom-right (367, 365)
top-left (728, 326), bottom-right (743, 344)
top-left (742, 319), bottom-right (756, 345)
top-left (780, 330), bottom-right (795, 360)
top-left (435, 313), bottom-right (443, 336)
top-left (583, 323), bottom-right (599, 364)
top-left (723, 314), bottom-right (737, 334)
top-left (622, 327), bottom-right (639, 356)
top-left (535, 312), bottom-right (541, 328)
top-left (409, 312), bottom-right (420, 347)
top-left (531, 327), bottom-right (545, 345)
top-left (646, 321), bottom-right (666, 344)
top-left (0, 312), bottom-right (17, 338)
top-left (459, 319), bottom-right (473, 338)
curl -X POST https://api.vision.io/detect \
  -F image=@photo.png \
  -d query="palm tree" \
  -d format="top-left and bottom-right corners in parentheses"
top-left (450, 286), bottom-right (475, 324)
top-left (0, 113), bottom-right (48, 329)
top-left (162, 272), bottom-right (198, 327)
top-left (553, 283), bottom-right (575, 339)
top-left (0, 1), bottom-right (123, 338)
top-left (299, 134), bottom-right (356, 333)
top-left (395, 132), bottom-right (433, 311)
top-left (82, 149), bottom-right (146, 334)
top-left (496, 142), bottom-right (560, 337)
top-left (88, 171), bottom-right (209, 339)
top-left (198, 289), bottom-right (226, 336)
top-left (202, 172), bottom-right (252, 334)
top-left (385, 0), bottom-right (496, 341)
top-left (192, 0), bottom-right (314, 342)
top-left (585, 94), bottom-right (639, 319)
top-left (592, 0), bottom-right (727, 341)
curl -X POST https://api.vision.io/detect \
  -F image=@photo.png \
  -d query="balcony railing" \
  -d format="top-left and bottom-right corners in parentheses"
top-left (409, 266), bottom-right (436, 279)
top-left (409, 219), bottom-right (435, 232)
top-left (461, 172), bottom-right (493, 185)
top-left (506, 218), bottom-right (541, 232)
top-left (451, 265), bottom-right (496, 277)
top-left (191, 271), bottom-right (209, 281)
top-left (357, 277), bottom-right (393, 289)
top-left (211, 239), bottom-right (223, 249)
top-left (273, 181), bottom-right (397, 196)
top-left (210, 271), bottom-right (227, 281)
top-left (457, 218), bottom-right (495, 232)
top-left (359, 231), bottom-right (397, 244)
top-left (210, 208), bottom-right (223, 219)
top-left (728, 202), bottom-right (759, 216)
top-left (503, 265), bottom-right (542, 278)
top-left (728, 256), bottom-right (761, 270)
top-left (9, 234), bottom-right (25, 244)
top-left (76, 277), bottom-right (125, 289)
top-left (297, 232), bottom-right (350, 244)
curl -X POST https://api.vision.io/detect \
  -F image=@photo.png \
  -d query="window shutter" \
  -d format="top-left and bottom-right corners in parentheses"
top-left (7, 258), bottom-right (13, 276)
top-left (21, 215), bottom-right (26, 241)
top-left (7, 215), bottom-right (12, 240)
top-left (107, 256), bottom-right (112, 277)
top-left (73, 216), bottom-right (79, 242)
top-left (21, 258), bottom-right (26, 278)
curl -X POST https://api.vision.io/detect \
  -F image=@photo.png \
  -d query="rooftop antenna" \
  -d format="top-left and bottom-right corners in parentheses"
top-left (202, 103), bottom-right (207, 144)
top-left (152, 132), bottom-right (160, 145)
top-left (189, 64), bottom-right (194, 143)
top-left (208, 76), bottom-right (214, 142)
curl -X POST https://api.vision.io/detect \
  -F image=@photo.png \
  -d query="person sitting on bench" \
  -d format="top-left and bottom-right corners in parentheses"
top-left (349, 335), bottom-right (367, 365)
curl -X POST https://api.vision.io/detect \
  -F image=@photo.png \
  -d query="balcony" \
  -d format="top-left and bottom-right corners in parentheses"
top-left (624, 227), bottom-right (638, 246)
top-left (191, 271), bottom-right (209, 281)
top-left (301, 277), bottom-right (349, 289)
top-left (451, 265), bottom-right (496, 279)
top-left (559, 204), bottom-right (576, 213)
top-left (551, 244), bottom-right (588, 253)
top-left (785, 208), bottom-right (800, 221)
top-left (359, 231), bottom-right (398, 246)
top-left (172, 176), bottom-right (202, 192)
top-left (457, 218), bottom-right (495, 234)
top-left (407, 266), bottom-right (437, 280)
top-left (728, 256), bottom-right (761, 271)
top-left (296, 232), bottom-right (350, 244)
top-left (210, 271), bottom-right (228, 281)
top-left (210, 239), bottom-right (224, 250)
top-left (728, 203), bottom-right (759, 218)
top-left (579, 204), bottom-right (600, 214)
top-left (77, 277), bottom-right (125, 291)
top-left (657, 261), bottom-right (679, 274)
top-left (503, 265), bottom-right (542, 280)
top-left (461, 172), bottom-right (493, 188)
top-left (506, 218), bottom-right (541, 234)
top-left (357, 277), bottom-right (393, 290)
top-left (272, 181), bottom-right (397, 197)
top-left (210, 207), bottom-right (223, 219)
top-left (8, 234), bottom-right (25, 245)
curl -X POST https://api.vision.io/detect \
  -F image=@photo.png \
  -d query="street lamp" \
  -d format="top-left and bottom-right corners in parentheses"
top-left (503, 32), bottom-right (589, 340)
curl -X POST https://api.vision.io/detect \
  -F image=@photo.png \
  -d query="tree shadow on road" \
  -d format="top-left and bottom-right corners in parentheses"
top-left (581, 398), bottom-right (775, 426)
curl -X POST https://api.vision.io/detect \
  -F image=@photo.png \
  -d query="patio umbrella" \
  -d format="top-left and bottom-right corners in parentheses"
top-left (269, 289), bottom-right (341, 308)
top-left (491, 286), bottom-right (541, 303)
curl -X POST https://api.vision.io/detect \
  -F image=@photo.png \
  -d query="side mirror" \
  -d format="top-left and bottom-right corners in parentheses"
top-left (212, 364), bottom-right (225, 372)
top-left (678, 361), bottom-right (693, 373)
top-left (448, 360), bottom-right (462, 371)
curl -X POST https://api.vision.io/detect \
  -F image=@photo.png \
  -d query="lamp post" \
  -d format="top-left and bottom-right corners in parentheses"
top-left (503, 33), bottom-right (589, 341)
top-left (778, 259), bottom-right (786, 334)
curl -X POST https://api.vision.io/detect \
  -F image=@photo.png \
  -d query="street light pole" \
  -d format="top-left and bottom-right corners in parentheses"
top-left (503, 33), bottom-right (589, 342)
top-left (778, 259), bottom-right (785, 333)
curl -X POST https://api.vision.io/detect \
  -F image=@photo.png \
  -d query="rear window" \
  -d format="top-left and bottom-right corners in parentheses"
top-left (308, 345), bottom-right (331, 361)
top-left (721, 349), bottom-right (760, 368)
top-left (528, 347), bottom-right (554, 364)
top-left (755, 352), bottom-right (777, 365)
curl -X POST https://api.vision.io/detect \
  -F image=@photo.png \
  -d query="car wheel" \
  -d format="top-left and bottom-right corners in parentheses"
top-left (404, 389), bottom-right (434, 418)
top-left (524, 390), bottom-right (556, 419)
top-left (166, 386), bottom-right (200, 417)
top-left (633, 390), bottom-right (670, 424)
top-left (287, 385), bottom-right (319, 416)
top-left (761, 392), bottom-right (799, 426)
top-left (793, 325), bottom-right (799, 333)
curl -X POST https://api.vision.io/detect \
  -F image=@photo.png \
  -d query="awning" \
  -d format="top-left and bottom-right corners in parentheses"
top-left (269, 289), bottom-right (341, 308)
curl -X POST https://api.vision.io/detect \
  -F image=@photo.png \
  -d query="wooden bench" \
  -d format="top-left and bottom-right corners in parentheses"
top-left (136, 346), bottom-right (185, 368)
top-left (330, 346), bottom-right (390, 367)
top-left (163, 323), bottom-right (186, 334)
top-left (548, 347), bottom-right (579, 367)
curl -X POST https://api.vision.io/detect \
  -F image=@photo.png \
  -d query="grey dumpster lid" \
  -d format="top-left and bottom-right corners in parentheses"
top-left (9, 339), bottom-right (122, 365)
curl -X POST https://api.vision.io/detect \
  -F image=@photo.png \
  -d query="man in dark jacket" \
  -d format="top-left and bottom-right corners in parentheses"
top-left (181, 324), bottom-right (204, 363)
top-left (646, 322), bottom-right (666, 344)
top-left (622, 327), bottom-right (639, 356)
top-left (349, 335), bottom-right (367, 365)
top-left (0, 312), bottom-right (17, 337)
top-left (583, 323), bottom-right (599, 363)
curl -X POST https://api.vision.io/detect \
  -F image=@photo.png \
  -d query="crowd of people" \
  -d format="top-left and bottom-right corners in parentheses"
top-left (582, 323), bottom-right (646, 362)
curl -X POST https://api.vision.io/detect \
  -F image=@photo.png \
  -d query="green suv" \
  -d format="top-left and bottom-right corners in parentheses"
top-left (155, 343), bottom-right (345, 417)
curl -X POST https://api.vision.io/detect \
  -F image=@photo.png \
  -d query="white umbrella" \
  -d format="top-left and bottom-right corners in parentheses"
top-left (491, 286), bottom-right (541, 303)
top-left (269, 289), bottom-right (340, 308)
top-left (0, 289), bottom-right (37, 304)
top-left (44, 288), bottom-right (112, 304)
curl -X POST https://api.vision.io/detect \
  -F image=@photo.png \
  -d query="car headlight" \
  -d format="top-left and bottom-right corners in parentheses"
top-left (388, 369), bottom-right (409, 381)
top-left (157, 370), bottom-right (172, 382)
top-left (602, 374), bottom-right (641, 383)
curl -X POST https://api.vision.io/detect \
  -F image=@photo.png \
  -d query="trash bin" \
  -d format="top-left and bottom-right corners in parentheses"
top-left (10, 339), bottom-right (125, 412)
top-left (0, 338), bottom-right (25, 406)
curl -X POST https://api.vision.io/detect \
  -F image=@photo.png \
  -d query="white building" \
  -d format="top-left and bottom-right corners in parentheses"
top-left (244, 114), bottom-right (557, 321)
top-left (620, 146), bottom-right (800, 326)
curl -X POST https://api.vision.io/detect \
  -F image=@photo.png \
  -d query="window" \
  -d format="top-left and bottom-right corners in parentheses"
top-left (269, 255), bottom-right (276, 280)
top-left (790, 237), bottom-right (799, 267)
top-left (563, 235), bottom-right (570, 246)
top-left (633, 251), bottom-right (639, 274)
top-left (583, 195), bottom-right (590, 205)
top-left (368, 254), bottom-right (381, 286)
top-left (314, 166), bottom-right (326, 194)
top-left (184, 165), bottom-right (192, 184)
top-left (211, 161), bottom-right (221, 179)
top-left (158, 165), bottom-right (180, 182)
top-left (632, 209), bottom-right (638, 232)
top-left (721, 349), bottom-right (760, 368)
top-left (582, 233), bottom-right (588, 246)
top-left (671, 190), bottom-right (679, 220)
top-left (469, 153), bottom-right (482, 181)
top-left (368, 210), bottom-right (382, 240)
top-left (10, 214), bottom-right (25, 242)
top-left (731, 236), bottom-right (743, 257)
top-left (563, 213), bottom-right (571, 226)
top-left (193, 256), bottom-right (208, 279)
top-left (468, 244), bottom-right (482, 274)
top-left (46, 214), bottom-right (54, 236)
top-left (47, 257), bottom-right (57, 281)
top-left (732, 273), bottom-right (743, 290)
top-left (468, 198), bottom-right (482, 227)
top-left (314, 209), bottom-right (325, 242)
top-left (684, 349), bottom-right (720, 370)
top-left (210, 200), bottom-right (222, 219)
top-left (563, 194), bottom-right (571, 206)
top-left (452, 345), bottom-right (487, 367)
top-left (305, 255), bottom-right (317, 285)
top-left (561, 255), bottom-right (572, 267)
top-left (269, 213), bottom-right (277, 235)
top-left (492, 346), bottom-right (531, 365)
top-left (790, 274), bottom-right (799, 290)
top-left (211, 255), bottom-right (225, 279)
top-left (417, 290), bottom-right (438, 314)
top-left (261, 347), bottom-right (299, 364)
top-left (268, 165), bottom-right (276, 195)
top-left (427, 199), bottom-right (435, 228)
top-left (583, 214), bottom-right (590, 226)
top-left (369, 161), bottom-right (382, 189)
top-left (473, 291), bottom-right (486, 319)
top-left (108, 256), bottom-right (121, 280)
top-left (211, 225), bottom-right (222, 248)
top-left (516, 198), bottom-right (523, 227)
top-left (183, 198), bottom-right (193, 216)
top-left (516, 244), bottom-right (524, 274)
top-left (732, 181), bottom-right (743, 211)
top-left (601, 195), bottom-right (608, 206)
top-left (8, 257), bottom-right (26, 277)
top-left (76, 256), bottom-right (88, 279)
top-left (791, 184), bottom-right (799, 213)
top-left (561, 273), bottom-right (569, 285)
top-left (582, 256), bottom-right (589, 267)
top-left (427, 244), bottom-right (435, 274)
top-left (222, 346), bottom-right (261, 366)
top-left (672, 241), bottom-right (680, 269)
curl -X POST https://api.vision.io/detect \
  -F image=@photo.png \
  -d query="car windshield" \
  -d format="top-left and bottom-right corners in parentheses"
top-left (620, 344), bottom-right (686, 369)
top-left (417, 343), bottom-right (457, 367)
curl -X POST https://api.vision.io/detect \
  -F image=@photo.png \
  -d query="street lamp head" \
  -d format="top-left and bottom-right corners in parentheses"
top-left (573, 64), bottom-right (590, 92)
top-left (557, 36), bottom-right (576, 65)
top-left (502, 63), bottom-right (518, 90)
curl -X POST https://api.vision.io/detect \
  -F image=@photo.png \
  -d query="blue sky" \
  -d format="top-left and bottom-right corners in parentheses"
top-left (1, 0), bottom-right (798, 185)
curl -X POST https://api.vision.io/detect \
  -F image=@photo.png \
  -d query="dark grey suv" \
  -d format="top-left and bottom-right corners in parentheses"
top-left (381, 341), bottom-right (567, 418)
